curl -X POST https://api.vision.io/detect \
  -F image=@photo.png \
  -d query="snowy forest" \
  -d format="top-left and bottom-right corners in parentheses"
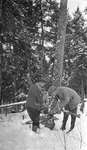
top-left (1, 0), bottom-right (87, 105)
top-left (0, 0), bottom-right (87, 150)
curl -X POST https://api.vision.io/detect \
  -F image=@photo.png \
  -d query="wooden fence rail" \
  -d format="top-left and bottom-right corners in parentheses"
top-left (0, 101), bottom-right (26, 116)
top-left (0, 101), bottom-right (26, 109)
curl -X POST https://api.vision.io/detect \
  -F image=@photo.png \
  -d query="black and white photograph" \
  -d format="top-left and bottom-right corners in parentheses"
top-left (0, 0), bottom-right (87, 150)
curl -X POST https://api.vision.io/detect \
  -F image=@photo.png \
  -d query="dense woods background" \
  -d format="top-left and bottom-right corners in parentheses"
top-left (0, 0), bottom-right (87, 105)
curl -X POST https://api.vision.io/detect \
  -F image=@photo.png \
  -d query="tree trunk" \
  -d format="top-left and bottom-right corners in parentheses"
top-left (0, 0), bottom-right (2, 104)
top-left (0, 44), bottom-right (1, 104)
top-left (80, 79), bottom-right (85, 113)
top-left (53, 0), bottom-right (68, 87)
top-left (40, 0), bottom-right (45, 78)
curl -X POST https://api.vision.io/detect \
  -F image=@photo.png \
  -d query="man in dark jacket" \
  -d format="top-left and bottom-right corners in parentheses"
top-left (26, 82), bottom-right (46, 132)
top-left (48, 86), bottom-right (81, 132)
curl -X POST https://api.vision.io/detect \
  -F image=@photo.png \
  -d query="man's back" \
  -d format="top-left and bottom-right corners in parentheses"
top-left (52, 86), bottom-right (81, 110)
top-left (26, 84), bottom-right (43, 110)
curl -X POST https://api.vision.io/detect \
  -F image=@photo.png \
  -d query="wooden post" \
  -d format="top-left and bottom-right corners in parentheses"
top-left (5, 106), bottom-right (8, 116)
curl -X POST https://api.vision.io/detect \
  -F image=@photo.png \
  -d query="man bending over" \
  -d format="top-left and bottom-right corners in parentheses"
top-left (48, 86), bottom-right (81, 132)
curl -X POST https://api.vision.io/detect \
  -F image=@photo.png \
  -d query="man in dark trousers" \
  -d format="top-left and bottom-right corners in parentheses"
top-left (48, 86), bottom-right (81, 132)
top-left (26, 81), bottom-right (46, 132)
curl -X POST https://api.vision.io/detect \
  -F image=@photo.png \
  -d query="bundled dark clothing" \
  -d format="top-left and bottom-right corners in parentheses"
top-left (26, 84), bottom-right (43, 131)
top-left (26, 84), bottom-right (43, 110)
top-left (48, 86), bottom-right (81, 131)
top-left (27, 107), bottom-right (40, 128)
top-left (51, 86), bottom-right (81, 110)
top-left (61, 104), bottom-right (77, 131)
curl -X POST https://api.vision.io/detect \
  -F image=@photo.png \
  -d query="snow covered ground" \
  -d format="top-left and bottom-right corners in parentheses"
top-left (0, 102), bottom-right (87, 150)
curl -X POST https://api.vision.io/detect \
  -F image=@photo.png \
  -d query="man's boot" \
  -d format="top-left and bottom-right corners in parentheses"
top-left (32, 125), bottom-right (38, 132)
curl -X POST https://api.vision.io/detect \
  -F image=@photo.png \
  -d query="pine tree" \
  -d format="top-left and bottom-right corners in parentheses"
top-left (64, 8), bottom-right (87, 97)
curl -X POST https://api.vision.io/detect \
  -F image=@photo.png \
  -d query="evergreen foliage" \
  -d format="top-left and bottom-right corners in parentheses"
top-left (0, 1), bottom-right (87, 104)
